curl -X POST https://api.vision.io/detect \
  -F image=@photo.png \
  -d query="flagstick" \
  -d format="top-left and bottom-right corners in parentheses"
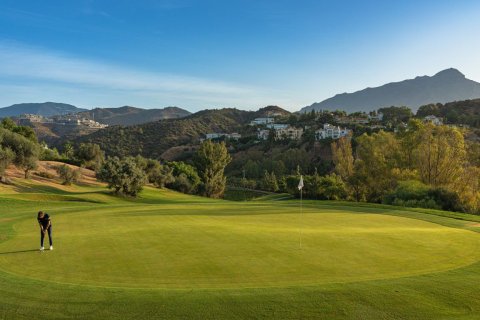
top-left (300, 187), bottom-right (303, 249)
top-left (297, 175), bottom-right (304, 250)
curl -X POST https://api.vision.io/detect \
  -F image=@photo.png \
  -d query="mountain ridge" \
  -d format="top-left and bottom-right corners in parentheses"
top-left (0, 102), bottom-right (87, 117)
top-left (301, 68), bottom-right (480, 113)
top-left (76, 106), bottom-right (191, 126)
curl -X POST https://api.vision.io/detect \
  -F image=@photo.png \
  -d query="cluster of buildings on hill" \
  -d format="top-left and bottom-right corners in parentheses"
top-left (203, 116), bottom-right (353, 143)
top-left (17, 114), bottom-right (108, 129)
top-left (256, 123), bottom-right (351, 141)
top-left (252, 117), bottom-right (352, 141)
top-left (201, 113), bottom-right (453, 144)
top-left (334, 112), bottom-right (384, 125)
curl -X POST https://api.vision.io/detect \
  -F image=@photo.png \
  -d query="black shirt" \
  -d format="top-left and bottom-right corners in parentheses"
top-left (38, 214), bottom-right (51, 228)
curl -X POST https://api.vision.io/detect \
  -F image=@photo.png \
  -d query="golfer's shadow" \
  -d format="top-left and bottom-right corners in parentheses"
top-left (0, 249), bottom-right (39, 255)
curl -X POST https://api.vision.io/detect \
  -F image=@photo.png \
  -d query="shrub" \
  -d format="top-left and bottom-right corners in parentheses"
top-left (427, 188), bottom-right (464, 212)
top-left (40, 147), bottom-right (62, 161)
top-left (170, 173), bottom-right (194, 194)
top-left (34, 171), bottom-right (55, 179)
top-left (384, 180), bottom-right (463, 212)
top-left (383, 180), bottom-right (430, 204)
top-left (150, 165), bottom-right (174, 188)
top-left (74, 143), bottom-right (104, 171)
top-left (55, 165), bottom-right (81, 185)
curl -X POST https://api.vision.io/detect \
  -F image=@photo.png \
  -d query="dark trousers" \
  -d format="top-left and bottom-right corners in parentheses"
top-left (40, 227), bottom-right (52, 247)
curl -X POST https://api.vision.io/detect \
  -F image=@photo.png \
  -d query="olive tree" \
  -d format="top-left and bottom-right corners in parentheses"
top-left (56, 164), bottom-right (81, 185)
top-left (97, 157), bottom-right (147, 197)
top-left (0, 128), bottom-right (39, 178)
top-left (75, 143), bottom-right (105, 171)
top-left (0, 146), bottom-right (15, 181)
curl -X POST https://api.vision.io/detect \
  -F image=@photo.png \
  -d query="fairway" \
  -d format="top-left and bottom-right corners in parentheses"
top-left (2, 182), bottom-right (480, 319)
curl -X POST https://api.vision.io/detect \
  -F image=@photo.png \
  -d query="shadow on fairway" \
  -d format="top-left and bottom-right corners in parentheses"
top-left (0, 249), bottom-right (40, 255)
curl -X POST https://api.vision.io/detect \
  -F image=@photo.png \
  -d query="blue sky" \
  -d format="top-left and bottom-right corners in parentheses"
top-left (1, 0), bottom-right (480, 111)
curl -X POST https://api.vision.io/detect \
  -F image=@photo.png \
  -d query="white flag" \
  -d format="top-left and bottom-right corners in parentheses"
top-left (298, 175), bottom-right (304, 190)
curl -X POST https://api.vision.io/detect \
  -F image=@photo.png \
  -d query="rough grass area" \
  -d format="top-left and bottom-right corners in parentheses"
top-left (1, 180), bottom-right (480, 319)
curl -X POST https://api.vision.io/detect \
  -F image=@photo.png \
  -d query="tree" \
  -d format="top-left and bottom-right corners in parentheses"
top-left (168, 161), bottom-right (201, 192)
top-left (22, 156), bottom-right (38, 179)
top-left (150, 164), bottom-right (175, 188)
top-left (378, 106), bottom-right (413, 125)
top-left (416, 103), bottom-right (442, 117)
top-left (455, 166), bottom-right (480, 214)
top-left (413, 124), bottom-right (466, 187)
top-left (278, 149), bottom-right (309, 175)
top-left (0, 118), bottom-right (16, 131)
top-left (97, 157), bottom-right (147, 197)
top-left (331, 137), bottom-right (354, 180)
top-left (75, 143), bottom-right (104, 171)
top-left (244, 160), bottom-right (262, 179)
top-left (63, 142), bottom-right (75, 160)
top-left (349, 160), bottom-right (368, 202)
top-left (171, 173), bottom-right (195, 194)
top-left (398, 119), bottom-right (424, 167)
top-left (318, 174), bottom-right (347, 200)
top-left (355, 131), bottom-right (402, 202)
top-left (195, 141), bottom-right (231, 198)
top-left (12, 126), bottom-right (37, 142)
top-left (56, 164), bottom-right (81, 186)
top-left (0, 118), bottom-right (38, 142)
top-left (263, 170), bottom-right (279, 192)
top-left (331, 136), bottom-right (368, 201)
top-left (40, 145), bottom-right (62, 161)
top-left (132, 156), bottom-right (167, 184)
top-left (0, 146), bottom-right (15, 181)
top-left (1, 129), bottom-right (40, 178)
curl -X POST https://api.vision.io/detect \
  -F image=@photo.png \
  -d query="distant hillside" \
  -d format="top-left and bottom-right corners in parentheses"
top-left (72, 108), bottom-right (256, 159)
top-left (0, 102), bottom-right (86, 118)
top-left (76, 106), bottom-right (191, 126)
top-left (417, 98), bottom-right (480, 127)
top-left (302, 68), bottom-right (480, 113)
top-left (28, 121), bottom-right (105, 146)
top-left (254, 105), bottom-right (291, 118)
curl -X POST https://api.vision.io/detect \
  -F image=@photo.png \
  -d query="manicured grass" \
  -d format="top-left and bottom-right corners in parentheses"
top-left (1, 181), bottom-right (480, 319)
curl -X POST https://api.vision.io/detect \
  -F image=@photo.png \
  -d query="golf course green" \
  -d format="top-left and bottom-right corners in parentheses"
top-left (1, 181), bottom-right (480, 319)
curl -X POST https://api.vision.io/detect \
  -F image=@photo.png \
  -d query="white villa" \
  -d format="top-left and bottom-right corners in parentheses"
top-left (257, 126), bottom-right (303, 141)
top-left (315, 123), bottom-right (351, 140)
top-left (424, 115), bottom-right (443, 126)
top-left (250, 117), bottom-right (275, 126)
top-left (205, 133), bottom-right (223, 139)
top-left (257, 129), bottom-right (270, 140)
top-left (275, 126), bottom-right (303, 140)
top-left (368, 112), bottom-right (384, 122)
top-left (205, 133), bottom-right (241, 140)
top-left (266, 123), bottom-right (289, 130)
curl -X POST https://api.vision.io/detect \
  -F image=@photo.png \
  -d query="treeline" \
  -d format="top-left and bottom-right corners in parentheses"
top-left (332, 120), bottom-right (480, 213)
top-left (417, 99), bottom-right (480, 127)
top-left (230, 119), bottom-right (480, 214)
top-left (1, 118), bottom-right (233, 200)
top-left (229, 170), bottom-right (347, 201)
top-left (96, 140), bottom-right (231, 198)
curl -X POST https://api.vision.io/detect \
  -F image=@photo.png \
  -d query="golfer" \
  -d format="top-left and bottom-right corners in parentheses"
top-left (37, 211), bottom-right (53, 251)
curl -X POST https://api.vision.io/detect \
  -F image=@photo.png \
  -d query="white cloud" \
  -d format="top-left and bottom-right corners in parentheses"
top-left (0, 42), bottom-right (298, 110)
top-left (0, 42), bottom-right (249, 94)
